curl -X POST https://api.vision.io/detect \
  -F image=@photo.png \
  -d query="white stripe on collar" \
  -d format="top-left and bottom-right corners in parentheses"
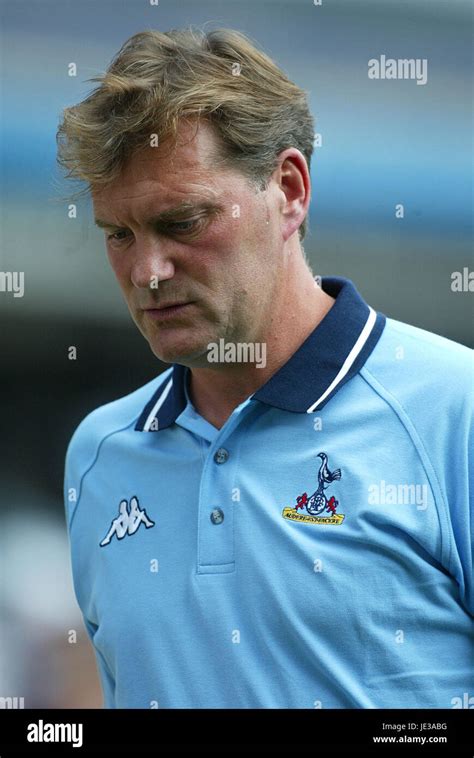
top-left (143, 378), bottom-right (173, 431)
top-left (306, 306), bottom-right (377, 413)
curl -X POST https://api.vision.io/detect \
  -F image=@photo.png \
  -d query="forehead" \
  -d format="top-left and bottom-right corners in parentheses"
top-left (92, 119), bottom-right (228, 215)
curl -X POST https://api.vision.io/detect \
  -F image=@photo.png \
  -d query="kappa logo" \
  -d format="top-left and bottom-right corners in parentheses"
top-left (99, 496), bottom-right (155, 547)
top-left (282, 452), bottom-right (345, 525)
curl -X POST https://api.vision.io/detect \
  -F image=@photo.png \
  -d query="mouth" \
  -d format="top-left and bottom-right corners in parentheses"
top-left (142, 302), bottom-right (195, 321)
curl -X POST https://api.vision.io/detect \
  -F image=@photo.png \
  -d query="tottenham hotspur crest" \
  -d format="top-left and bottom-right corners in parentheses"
top-left (282, 452), bottom-right (345, 525)
top-left (100, 496), bottom-right (155, 547)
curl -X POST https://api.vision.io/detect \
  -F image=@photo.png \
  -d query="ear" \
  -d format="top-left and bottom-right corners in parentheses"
top-left (274, 148), bottom-right (311, 242)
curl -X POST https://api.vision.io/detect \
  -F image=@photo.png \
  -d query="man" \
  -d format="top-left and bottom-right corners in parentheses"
top-left (59, 28), bottom-right (473, 708)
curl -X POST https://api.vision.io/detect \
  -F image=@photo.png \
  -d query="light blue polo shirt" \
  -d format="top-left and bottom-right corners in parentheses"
top-left (64, 276), bottom-right (473, 709)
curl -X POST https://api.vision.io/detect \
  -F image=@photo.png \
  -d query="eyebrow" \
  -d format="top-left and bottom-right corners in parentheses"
top-left (94, 201), bottom-right (222, 230)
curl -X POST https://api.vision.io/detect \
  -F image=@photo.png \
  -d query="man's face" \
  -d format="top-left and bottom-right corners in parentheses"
top-left (92, 119), bottom-right (285, 367)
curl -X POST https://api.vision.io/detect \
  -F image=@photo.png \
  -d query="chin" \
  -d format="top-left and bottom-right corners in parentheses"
top-left (147, 335), bottom-right (210, 366)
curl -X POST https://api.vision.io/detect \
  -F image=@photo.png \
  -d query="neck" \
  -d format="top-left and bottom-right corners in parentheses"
top-left (188, 264), bottom-right (335, 430)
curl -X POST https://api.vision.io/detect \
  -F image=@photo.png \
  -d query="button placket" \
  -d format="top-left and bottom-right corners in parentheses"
top-left (210, 508), bottom-right (224, 524)
top-left (196, 405), bottom-right (254, 574)
top-left (213, 448), bottom-right (229, 465)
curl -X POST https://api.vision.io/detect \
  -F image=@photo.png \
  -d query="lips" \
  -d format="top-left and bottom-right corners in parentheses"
top-left (154, 302), bottom-right (189, 310)
top-left (143, 302), bottom-right (194, 320)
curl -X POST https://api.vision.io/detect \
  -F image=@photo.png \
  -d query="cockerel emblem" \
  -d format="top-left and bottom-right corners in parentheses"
top-left (282, 452), bottom-right (345, 525)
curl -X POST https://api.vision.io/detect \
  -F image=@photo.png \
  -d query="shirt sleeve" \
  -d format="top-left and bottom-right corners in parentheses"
top-left (420, 352), bottom-right (474, 618)
top-left (63, 415), bottom-right (117, 709)
top-left (448, 395), bottom-right (474, 617)
top-left (83, 618), bottom-right (116, 709)
top-left (363, 331), bottom-right (474, 618)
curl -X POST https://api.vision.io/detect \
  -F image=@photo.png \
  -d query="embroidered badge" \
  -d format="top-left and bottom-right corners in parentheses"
top-left (99, 496), bottom-right (155, 547)
top-left (282, 452), bottom-right (345, 525)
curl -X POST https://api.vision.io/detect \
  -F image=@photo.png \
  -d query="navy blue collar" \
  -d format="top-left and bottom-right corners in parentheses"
top-left (135, 276), bottom-right (386, 431)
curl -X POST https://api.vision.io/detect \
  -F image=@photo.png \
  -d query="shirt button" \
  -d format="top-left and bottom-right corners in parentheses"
top-left (210, 508), bottom-right (224, 525)
top-left (214, 448), bottom-right (229, 464)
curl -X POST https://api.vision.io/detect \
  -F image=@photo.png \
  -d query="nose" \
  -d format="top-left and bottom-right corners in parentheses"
top-left (130, 236), bottom-right (176, 289)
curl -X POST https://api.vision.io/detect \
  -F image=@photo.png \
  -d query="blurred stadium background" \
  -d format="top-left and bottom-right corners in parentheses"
top-left (0, 0), bottom-right (472, 707)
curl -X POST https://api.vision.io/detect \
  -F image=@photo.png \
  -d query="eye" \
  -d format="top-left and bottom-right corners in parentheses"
top-left (106, 230), bottom-right (131, 243)
top-left (167, 217), bottom-right (204, 235)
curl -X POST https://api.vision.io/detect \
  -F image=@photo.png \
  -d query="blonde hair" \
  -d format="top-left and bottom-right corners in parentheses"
top-left (56, 27), bottom-right (315, 239)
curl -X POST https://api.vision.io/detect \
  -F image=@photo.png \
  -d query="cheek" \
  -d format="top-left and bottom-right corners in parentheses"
top-left (233, 199), bottom-right (273, 261)
top-left (208, 205), bottom-right (258, 259)
top-left (106, 251), bottom-right (136, 299)
top-left (107, 250), bottom-right (130, 281)
top-left (186, 221), bottom-right (243, 274)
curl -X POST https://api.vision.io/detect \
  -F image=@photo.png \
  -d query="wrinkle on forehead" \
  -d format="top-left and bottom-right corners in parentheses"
top-left (93, 181), bottom-right (222, 229)
top-left (107, 182), bottom-right (220, 204)
top-left (92, 120), bottom-right (226, 221)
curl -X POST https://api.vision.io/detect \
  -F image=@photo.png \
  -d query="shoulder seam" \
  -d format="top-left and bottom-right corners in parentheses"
top-left (66, 370), bottom-right (172, 533)
top-left (359, 365), bottom-right (454, 572)
top-left (385, 317), bottom-right (472, 354)
top-left (68, 417), bottom-right (138, 534)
